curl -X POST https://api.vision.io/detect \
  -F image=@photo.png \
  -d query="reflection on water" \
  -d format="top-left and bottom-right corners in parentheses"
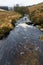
top-left (0, 18), bottom-right (43, 65)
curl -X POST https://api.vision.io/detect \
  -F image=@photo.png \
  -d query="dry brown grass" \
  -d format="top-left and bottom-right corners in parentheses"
top-left (27, 2), bottom-right (43, 29)
top-left (0, 11), bottom-right (21, 29)
top-left (28, 2), bottom-right (43, 14)
top-left (28, 3), bottom-right (43, 24)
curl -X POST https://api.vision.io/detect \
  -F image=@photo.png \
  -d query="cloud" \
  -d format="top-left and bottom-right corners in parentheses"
top-left (0, 0), bottom-right (43, 6)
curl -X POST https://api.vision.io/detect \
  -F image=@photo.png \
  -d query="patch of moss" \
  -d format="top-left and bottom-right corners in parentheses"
top-left (40, 35), bottom-right (43, 41)
top-left (2, 26), bottom-right (10, 33)
top-left (0, 27), bottom-right (10, 39)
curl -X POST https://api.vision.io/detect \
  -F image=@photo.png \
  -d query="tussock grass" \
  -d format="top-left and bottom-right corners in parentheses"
top-left (28, 2), bottom-right (43, 28)
top-left (0, 11), bottom-right (21, 29)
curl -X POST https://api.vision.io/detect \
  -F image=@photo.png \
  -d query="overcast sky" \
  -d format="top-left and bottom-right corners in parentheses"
top-left (0, 0), bottom-right (43, 7)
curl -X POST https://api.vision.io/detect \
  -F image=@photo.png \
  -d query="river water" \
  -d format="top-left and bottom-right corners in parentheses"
top-left (0, 16), bottom-right (43, 65)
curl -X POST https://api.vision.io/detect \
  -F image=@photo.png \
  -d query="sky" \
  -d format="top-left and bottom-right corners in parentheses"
top-left (0, 0), bottom-right (43, 7)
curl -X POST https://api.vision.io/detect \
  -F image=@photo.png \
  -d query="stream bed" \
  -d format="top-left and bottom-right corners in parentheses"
top-left (0, 16), bottom-right (43, 65)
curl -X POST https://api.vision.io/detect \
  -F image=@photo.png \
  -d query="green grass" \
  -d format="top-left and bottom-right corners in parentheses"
top-left (0, 27), bottom-right (11, 39)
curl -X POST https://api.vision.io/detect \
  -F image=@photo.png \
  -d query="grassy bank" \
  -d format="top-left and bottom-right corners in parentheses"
top-left (28, 2), bottom-right (43, 28)
top-left (0, 10), bottom-right (22, 39)
top-left (0, 11), bottom-right (21, 29)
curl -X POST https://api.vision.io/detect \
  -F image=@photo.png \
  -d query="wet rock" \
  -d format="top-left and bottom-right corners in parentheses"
top-left (20, 52), bottom-right (24, 55)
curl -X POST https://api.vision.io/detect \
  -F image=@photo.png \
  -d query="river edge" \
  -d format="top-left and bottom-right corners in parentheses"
top-left (0, 15), bottom-right (43, 40)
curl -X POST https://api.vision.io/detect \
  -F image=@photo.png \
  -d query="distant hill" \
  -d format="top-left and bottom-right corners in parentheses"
top-left (0, 9), bottom-right (6, 11)
top-left (28, 2), bottom-right (43, 27)
top-left (0, 6), bottom-right (8, 10)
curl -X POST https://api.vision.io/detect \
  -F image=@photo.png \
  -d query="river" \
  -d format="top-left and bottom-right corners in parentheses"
top-left (0, 15), bottom-right (43, 65)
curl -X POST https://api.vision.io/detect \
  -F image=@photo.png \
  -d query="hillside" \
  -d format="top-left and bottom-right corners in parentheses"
top-left (29, 2), bottom-right (43, 13)
top-left (14, 2), bottom-right (43, 29)
top-left (28, 2), bottom-right (43, 28)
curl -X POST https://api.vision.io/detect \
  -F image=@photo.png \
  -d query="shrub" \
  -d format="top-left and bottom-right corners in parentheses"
top-left (11, 19), bottom-right (16, 26)
top-left (40, 9), bottom-right (43, 12)
top-left (0, 29), bottom-right (3, 34)
top-left (2, 27), bottom-right (10, 34)
top-left (39, 17), bottom-right (43, 24)
top-left (14, 6), bottom-right (29, 16)
top-left (41, 24), bottom-right (43, 28)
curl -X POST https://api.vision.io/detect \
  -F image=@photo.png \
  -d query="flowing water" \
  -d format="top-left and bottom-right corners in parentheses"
top-left (0, 16), bottom-right (43, 65)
